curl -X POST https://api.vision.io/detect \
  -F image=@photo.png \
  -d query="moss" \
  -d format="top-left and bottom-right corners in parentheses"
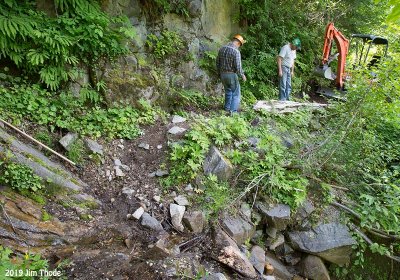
top-left (76, 200), bottom-right (99, 210)
top-left (41, 210), bottom-right (52, 221)
top-left (79, 213), bottom-right (92, 221)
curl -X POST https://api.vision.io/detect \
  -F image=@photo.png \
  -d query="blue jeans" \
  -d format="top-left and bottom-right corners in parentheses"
top-left (221, 73), bottom-right (241, 112)
top-left (279, 66), bottom-right (292, 101)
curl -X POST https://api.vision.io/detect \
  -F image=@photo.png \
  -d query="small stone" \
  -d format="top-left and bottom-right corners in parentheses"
top-left (170, 203), bottom-right (185, 231)
top-left (59, 132), bottom-right (78, 151)
top-left (269, 233), bottom-right (285, 251)
top-left (172, 115), bottom-right (187, 124)
top-left (141, 213), bottom-right (164, 232)
top-left (170, 191), bottom-right (177, 197)
top-left (105, 170), bottom-right (111, 177)
top-left (121, 164), bottom-right (130, 171)
top-left (118, 144), bottom-right (124, 149)
top-left (148, 172), bottom-right (156, 178)
top-left (174, 195), bottom-right (190, 206)
top-left (127, 214), bottom-right (132, 219)
top-left (249, 245), bottom-right (265, 274)
top-left (183, 211), bottom-right (205, 233)
top-left (156, 169), bottom-right (169, 177)
top-left (184, 184), bottom-right (193, 192)
top-left (132, 207), bottom-right (145, 220)
top-left (265, 262), bottom-right (274, 275)
top-left (122, 187), bottom-right (135, 198)
top-left (153, 195), bottom-right (161, 203)
top-left (111, 198), bottom-right (115, 203)
top-left (115, 166), bottom-right (125, 177)
top-left (266, 227), bottom-right (278, 239)
top-left (157, 145), bottom-right (163, 149)
top-left (168, 126), bottom-right (186, 134)
top-left (114, 158), bottom-right (122, 166)
top-left (138, 142), bottom-right (150, 150)
top-left (85, 138), bottom-right (103, 155)
top-left (125, 239), bottom-right (132, 248)
top-left (240, 203), bottom-right (252, 219)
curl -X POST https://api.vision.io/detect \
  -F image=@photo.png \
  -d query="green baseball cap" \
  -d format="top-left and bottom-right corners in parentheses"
top-left (292, 38), bottom-right (301, 50)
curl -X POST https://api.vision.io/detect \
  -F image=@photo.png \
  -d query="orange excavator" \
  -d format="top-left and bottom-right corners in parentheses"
top-left (315, 22), bottom-right (349, 98)
top-left (315, 22), bottom-right (388, 99)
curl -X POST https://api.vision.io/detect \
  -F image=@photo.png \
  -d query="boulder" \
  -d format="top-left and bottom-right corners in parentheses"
top-left (257, 203), bottom-right (291, 231)
top-left (84, 139), bottom-right (103, 155)
top-left (203, 146), bottom-right (233, 181)
top-left (188, 0), bottom-right (202, 17)
top-left (141, 213), bottom-right (164, 232)
top-left (288, 223), bottom-right (356, 265)
top-left (265, 252), bottom-right (294, 280)
top-left (221, 215), bottom-right (255, 245)
top-left (300, 255), bottom-right (330, 280)
top-left (170, 204), bottom-right (186, 231)
top-left (269, 232), bottom-right (285, 251)
top-left (240, 203), bottom-right (252, 219)
top-left (183, 211), bottom-right (205, 233)
top-left (59, 132), bottom-right (78, 151)
top-left (249, 245), bottom-right (265, 274)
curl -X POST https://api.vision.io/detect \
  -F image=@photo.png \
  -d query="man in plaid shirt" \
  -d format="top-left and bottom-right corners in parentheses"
top-left (216, 34), bottom-right (247, 114)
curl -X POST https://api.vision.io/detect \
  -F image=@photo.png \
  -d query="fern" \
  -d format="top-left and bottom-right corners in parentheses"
top-left (80, 88), bottom-right (102, 104)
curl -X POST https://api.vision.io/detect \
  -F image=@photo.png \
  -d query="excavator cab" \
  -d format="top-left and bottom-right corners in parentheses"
top-left (351, 34), bottom-right (388, 69)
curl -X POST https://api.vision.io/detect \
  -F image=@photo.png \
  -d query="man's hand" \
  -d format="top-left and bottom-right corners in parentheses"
top-left (242, 74), bottom-right (247, 82)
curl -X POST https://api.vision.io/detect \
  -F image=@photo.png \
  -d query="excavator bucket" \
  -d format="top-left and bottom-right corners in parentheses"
top-left (314, 65), bottom-right (336, 80)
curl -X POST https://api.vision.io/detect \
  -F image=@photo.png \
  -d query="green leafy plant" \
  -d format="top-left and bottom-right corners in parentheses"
top-left (0, 159), bottom-right (43, 193)
top-left (0, 246), bottom-right (49, 280)
top-left (146, 30), bottom-right (184, 59)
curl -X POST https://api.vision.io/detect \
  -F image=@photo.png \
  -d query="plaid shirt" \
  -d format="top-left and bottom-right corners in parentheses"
top-left (216, 42), bottom-right (244, 76)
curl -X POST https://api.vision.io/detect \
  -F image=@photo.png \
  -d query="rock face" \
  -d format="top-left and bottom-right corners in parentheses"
top-left (257, 203), bottom-right (291, 231)
top-left (221, 215), bottom-right (255, 245)
top-left (203, 146), bottom-right (233, 181)
top-left (249, 245), bottom-right (265, 274)
top-left (288, 223), bottom-right (356, 265)
top-left (300, 255), bottom-right (331, 280)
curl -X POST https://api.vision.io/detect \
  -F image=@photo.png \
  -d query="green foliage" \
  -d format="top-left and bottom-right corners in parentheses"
top-left (146, 30), bottom-right (184, 59)
top-left (0, 83), bottom-right (162, 139)
top-left (199, 50), bottom-right (218, 76)
top-left (164, 114), bottom-right (307, 208)
top-left (66, 139), bottom-right (85, 164)
top-left (170, 89), bottom-right (212, 110)
top-left (0, 0), bottom-right (134, 90)
top-left (140, 0), bottom-right (189, 18)
top-left (0, 246), bottom-right (49, 280)
top-left (0, 158), bottom-right (43, 193)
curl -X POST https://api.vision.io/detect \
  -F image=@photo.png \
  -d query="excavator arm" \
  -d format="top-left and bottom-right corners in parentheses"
top-left (318, 22), bottom-right (350, 90)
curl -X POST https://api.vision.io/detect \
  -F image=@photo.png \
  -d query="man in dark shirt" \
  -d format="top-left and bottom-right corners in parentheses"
top-left (216, 34), bottom-right (247, 114)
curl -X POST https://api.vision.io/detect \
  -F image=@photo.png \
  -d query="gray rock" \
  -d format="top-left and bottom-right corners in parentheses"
top-left (249, 245), bottom-right (265, 274)
top-left (265, 252), bottom-right (294, 280)
top-left (188, 0), bottom-right (202, 17)
top-left (247, 137), bottom-right (260, 147)
top-left (168, 126), bottom-right (186, 134)
top-left (294, 200), bottom-right (315, 223)
top-left (153, 195), bottom-right (161, 203)
top-left (59, 132), bottom-right (78, 151)
top-left (203, 146), bottom-right (233, 181)
top-left (240, 203), bottom-right (252, 219)
top-left (132, 207), bottom-right (145, 220)
top-left (174, 195), bottom-right (190, 206)
top-left (218, 245), bottom-right (257, 278)
top-left (262, 276), bottom-right (276, 280)
top-left (115, 166), bottom-right (125, 177)
top-left (183, 211), bottom-right (205, 233)
top-left (266, 227), bottom-right (278, 239)
top-left (155, 169), bottom-right (169, 177)
top-left (172, 115), bottom-right (187, 124)
top-left (201, 273), bottom-right (227, 280)
top-left (221, 215), bottom-right (255, 245)
top-left (170, 204), bottom-right (185, 231)
top-left (269, 233), bottom-right (285, 251)
top-left (122, 187), bottom-right (135, 198)
top-left (84, 138), bottom-right (103, 155)
top-left (275, 243), bottom-right (295, 257)
top-left (114, 158), bottom-right (122, 166)
top-left (146, 237), bottom-right (171, 260)
top-left (300, 255), bottom-right (330, 280)
top-left (257, 203), bottom-right (291, 231)
top-left (288, 223), bottom-right (356, 265)
top-left (184, 184), bottom-right (193, 192)
top-left (138, 142), bottom-right (150, 150)
top-left (141, 213), bottom-right (164, 232)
